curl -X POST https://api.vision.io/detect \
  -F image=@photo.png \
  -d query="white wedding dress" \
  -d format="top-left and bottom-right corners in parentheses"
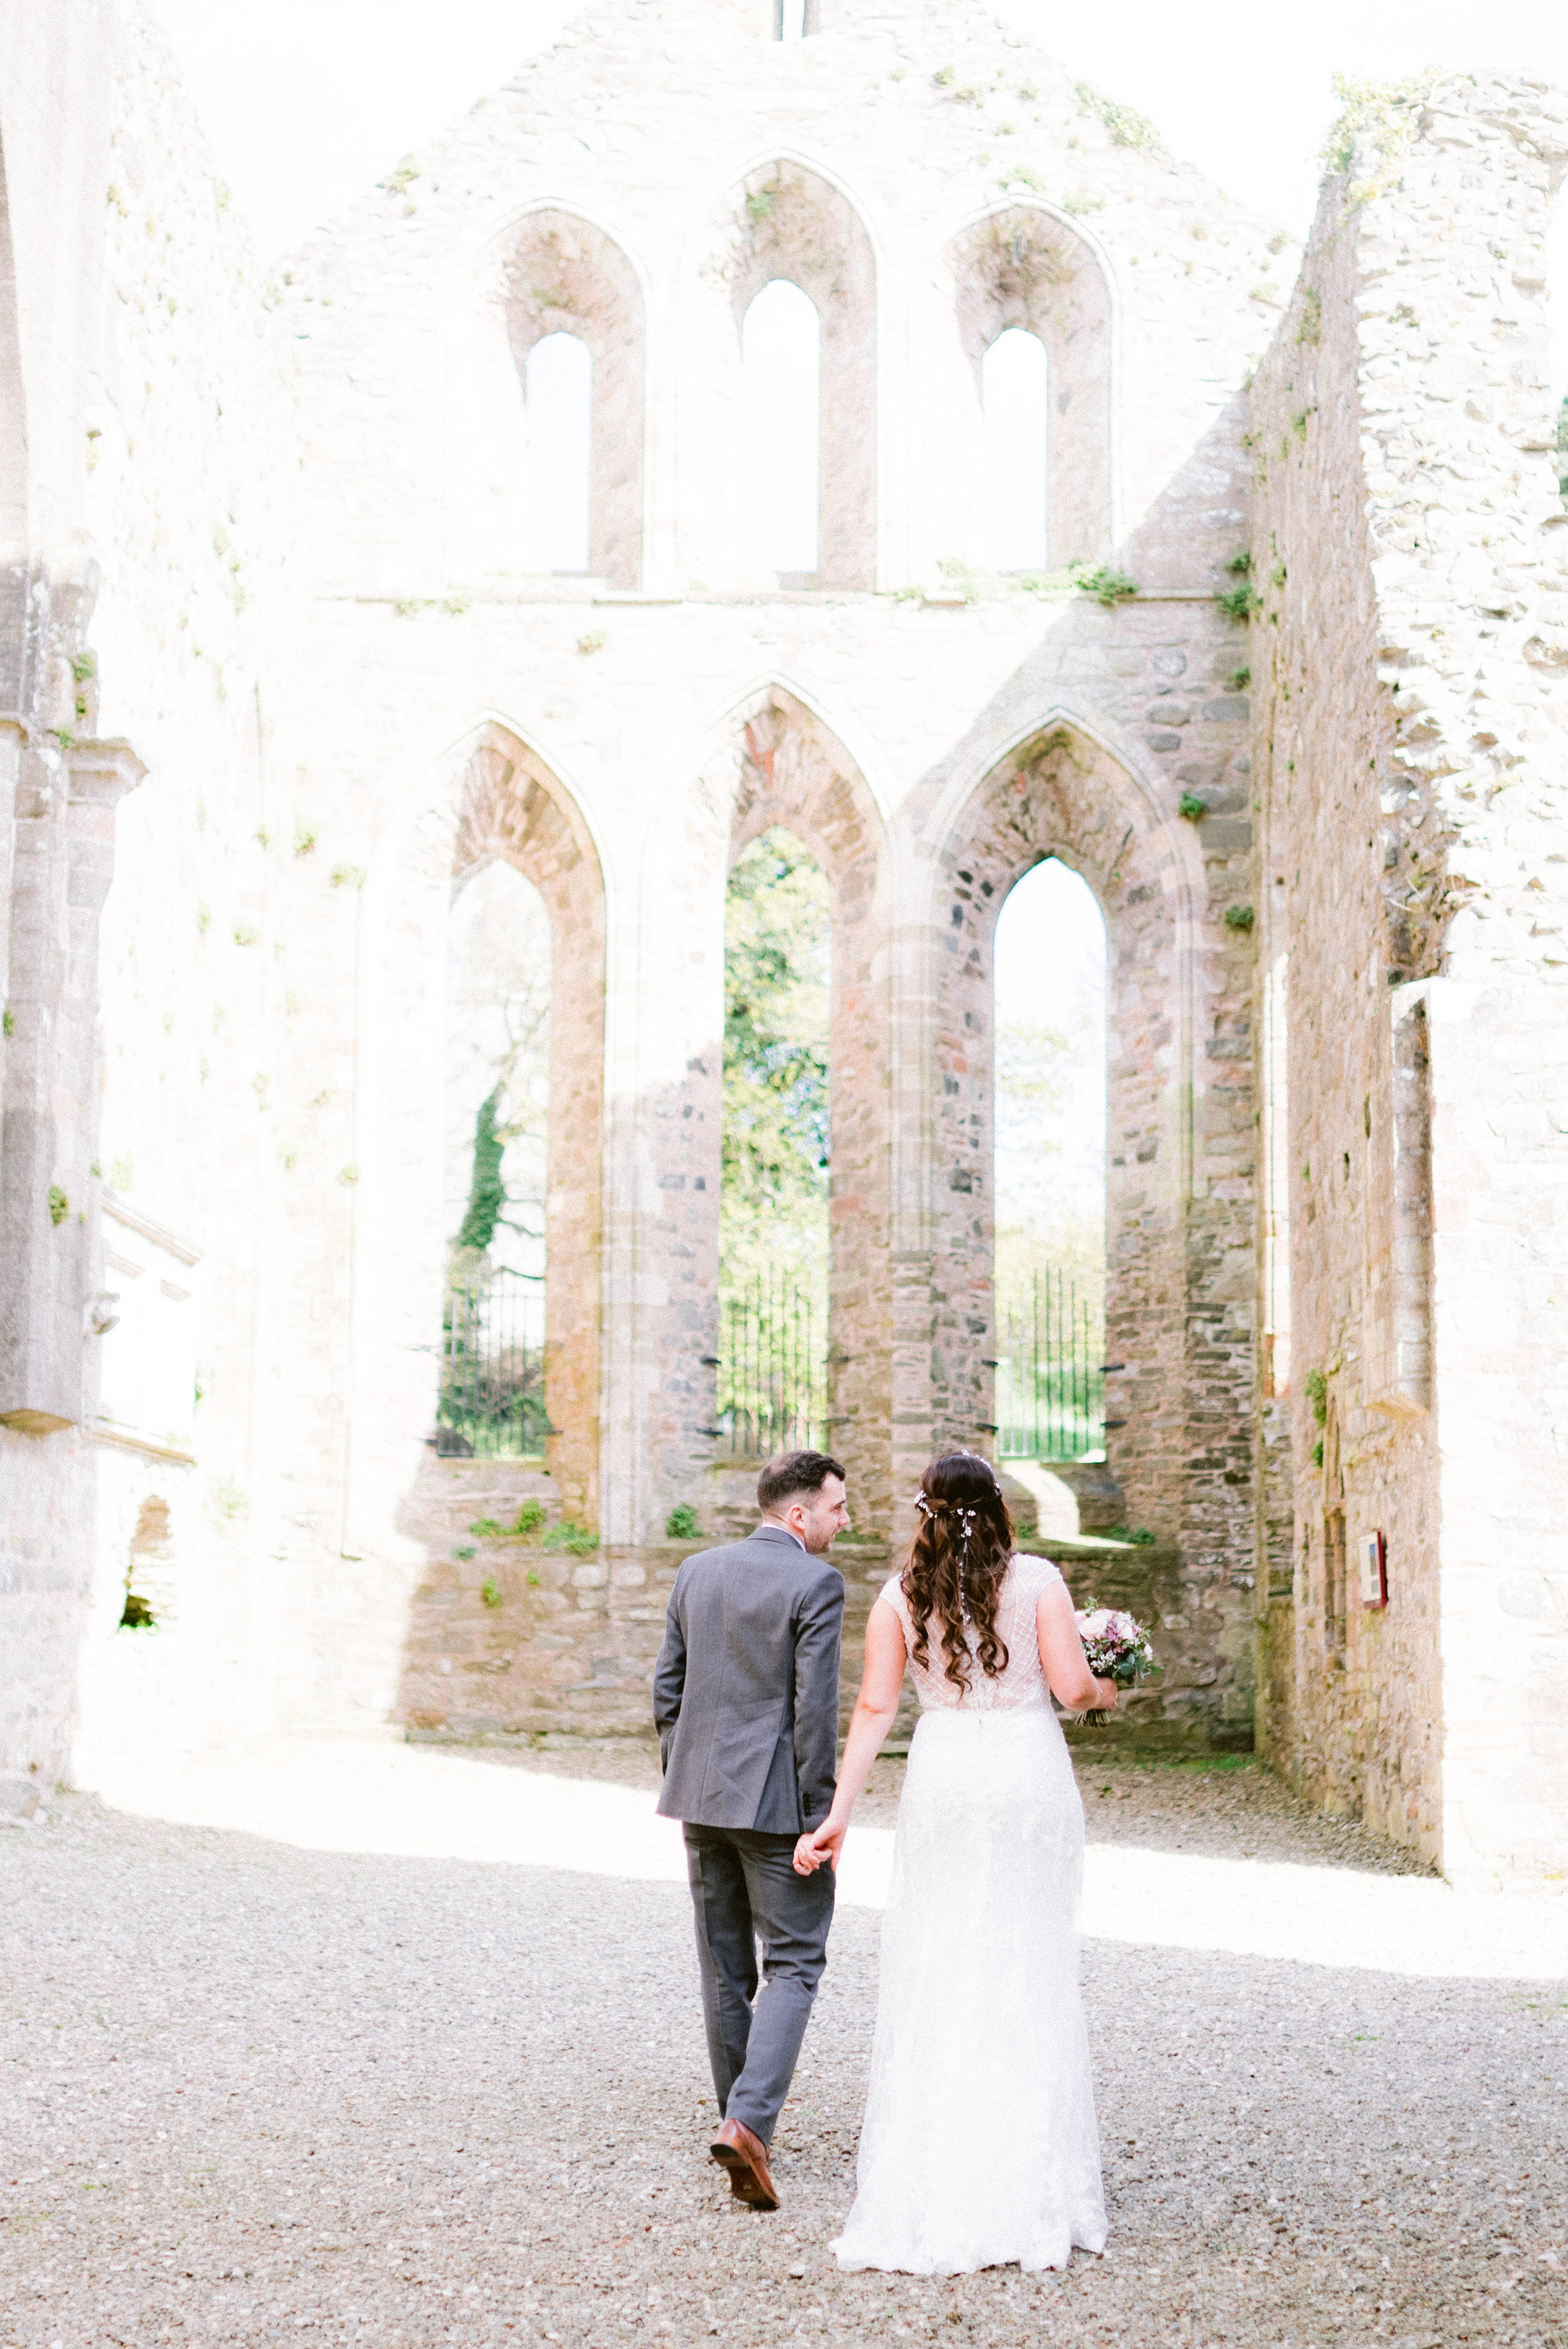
top-left (832, 1554), bottom-right (1108, 2276)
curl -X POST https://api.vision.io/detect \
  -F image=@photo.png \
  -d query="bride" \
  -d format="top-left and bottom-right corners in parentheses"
top-left (793, 1450), bottom-right (1116, 2276)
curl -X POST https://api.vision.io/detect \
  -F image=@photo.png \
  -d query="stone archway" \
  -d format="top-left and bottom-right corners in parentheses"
top-left (914, 721), bottom-right (1199, 1540)
top-left (448, 734), bottom-right (607, 1521)
top-left (632, 686), bottom-right (891, 1536)
top-left (724, 691), bottom-right (892, 1530)
top-left (351, 724), bottom-right (605, 1546)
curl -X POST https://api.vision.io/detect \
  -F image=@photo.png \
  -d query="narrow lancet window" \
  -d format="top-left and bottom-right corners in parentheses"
top-left (992, 857), bottom-right (1107, 1529)
top-left (440, 861), bottom-right (553, 1456)
top-left (982, 327), bottom-right (1048, 572)
top-left (522, 330), bottom-right (592, 572)
top-left (776, 0), bottom-right (808, 38)
top-left (741, 278), bottom-right (820, 576)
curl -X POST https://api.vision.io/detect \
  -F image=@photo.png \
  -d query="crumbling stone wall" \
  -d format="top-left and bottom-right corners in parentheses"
top-left (1251, 75), bottom-right (1568, 1879)
top-left (0, 0), bottom-right (287, 1805)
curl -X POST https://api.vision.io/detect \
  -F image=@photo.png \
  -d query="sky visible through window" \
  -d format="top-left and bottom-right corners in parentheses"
top-left (741, 279), bottom-right (820, 575)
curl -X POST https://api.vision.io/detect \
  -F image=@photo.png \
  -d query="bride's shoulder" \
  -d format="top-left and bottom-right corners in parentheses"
top-left (1010, 1551), bottom-right (1065, 1596)
top-left (874, 1570), bottom-right (911, 1617)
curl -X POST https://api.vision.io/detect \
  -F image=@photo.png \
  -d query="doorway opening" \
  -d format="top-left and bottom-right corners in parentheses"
top-left (438, 860), bottom-right (552, 1456)
top-left (992, 856), bottom-right (1107, 1520)
top-left (718, 827), bottom-right (830, 1457)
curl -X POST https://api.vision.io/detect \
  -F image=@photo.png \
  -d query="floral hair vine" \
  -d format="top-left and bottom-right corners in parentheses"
top-left (915, 1492), bottom-right (980, 1589)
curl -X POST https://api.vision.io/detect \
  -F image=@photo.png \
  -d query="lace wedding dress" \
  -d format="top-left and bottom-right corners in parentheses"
top-left (832, 1554), bottom-right (1107, 2276)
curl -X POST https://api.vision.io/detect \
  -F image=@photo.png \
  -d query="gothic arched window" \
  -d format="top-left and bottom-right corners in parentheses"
top-left (741, 278), bottom-right (821, 576)
top-left (522, 330), bottom-right (592, 573)
top-left (982, 327), bottom-right (1048, 572)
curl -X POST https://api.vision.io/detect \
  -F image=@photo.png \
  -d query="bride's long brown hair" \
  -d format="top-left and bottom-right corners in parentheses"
top-left (900, 1452), bottom-right (1015, 1694)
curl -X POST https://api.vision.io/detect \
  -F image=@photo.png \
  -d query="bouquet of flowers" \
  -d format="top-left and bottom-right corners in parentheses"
top-left (1073, 1605), bottom-right (1158, 1726)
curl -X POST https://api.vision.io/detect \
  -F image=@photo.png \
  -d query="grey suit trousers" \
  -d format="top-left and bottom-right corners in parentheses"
top-left (683, 1823), bottom-right (836, 2148)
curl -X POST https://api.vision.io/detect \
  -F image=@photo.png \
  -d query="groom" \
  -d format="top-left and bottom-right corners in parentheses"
top-left (653, 1449), bottom-right (850, 2212)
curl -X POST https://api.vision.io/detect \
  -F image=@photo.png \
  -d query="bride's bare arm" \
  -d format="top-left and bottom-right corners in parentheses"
top-left (1037, 1579), bottom-right (1118, 1714)
top-left (792, 1600), bottom-right (907, 1875)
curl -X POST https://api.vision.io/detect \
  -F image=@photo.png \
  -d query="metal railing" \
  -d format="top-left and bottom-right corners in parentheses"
top-left (714, 1270), bottom-right (825, 1458)
top-left (437, 1271), bottom-right (548, 1458)
top-left (996, 1268), bottom-right (1105, 1461)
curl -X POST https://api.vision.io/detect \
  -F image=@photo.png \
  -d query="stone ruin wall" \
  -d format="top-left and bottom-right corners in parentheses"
top-left (1251, 75), bottom-right (1568, 1879)
top-left (265, 0), bottom-right (1285, 1758)
top-left (1, 0), bottom-right (290, 1806)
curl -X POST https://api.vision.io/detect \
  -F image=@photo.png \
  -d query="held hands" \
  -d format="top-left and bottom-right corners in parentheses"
top-left (793, 1817), bottom-right (847, 1875)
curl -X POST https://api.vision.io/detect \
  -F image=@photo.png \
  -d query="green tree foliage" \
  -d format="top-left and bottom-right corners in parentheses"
top-left (721, 829), bottom-right (830, 1298)
top-left (456, 1084), bottom-right (507, 1254)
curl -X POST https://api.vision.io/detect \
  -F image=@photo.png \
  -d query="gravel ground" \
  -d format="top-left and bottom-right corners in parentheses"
top-left (3, 1750), bottom-right (1565, 2349)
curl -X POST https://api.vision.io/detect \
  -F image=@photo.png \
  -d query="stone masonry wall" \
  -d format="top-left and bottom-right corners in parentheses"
top-left (0, 0), bottom-right (289, 1801)
top-left (1251, 76), bottom-right (1568, 1879)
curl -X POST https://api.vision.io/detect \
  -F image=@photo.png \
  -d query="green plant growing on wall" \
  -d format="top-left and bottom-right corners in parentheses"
top-left (455, 1543), bottom-right (475, 1561)
top-left (1071, 563), bottom-right (1138, 607)
top-left (1178, 793), bottom-right (1207, 822)
top-left (2, 1008), bottom-right (13, 1036)
top-left (576, 630), bottom-right (607, 655)
top-left (1228, 665), bottom-right (1251, 692)
top-left (1305, 1367), bottom-right (1328, 1426)
top-left (1217, 581), bottom-right (1262, 620)
top-left (1224, 905), bottom-right (1255, 933)
top-left (665, 1503), bottom-right (701, 1540)
top-left (1075, 80), bottom-right (1158, 149)
top-left (480, 1578), bottom-right (503, 1609)
top-left (293, 819), bottom-right (315, 857)
top-left (1322, 72), bottom-right (1436, 209)
top-left (515, 1499), bottom-right (546, 1535)
top-left (1104, 1525), bottom-right (1157, 1546)
top-left (543, 1518), bottom-right (598, 1556)
top-left (48, 1185), bottom-right (68, 1226)
top-left (936, 558), bottom-right (980, 603)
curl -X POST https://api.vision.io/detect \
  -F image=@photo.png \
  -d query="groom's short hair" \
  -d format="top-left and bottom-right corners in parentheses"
top-left (757, 1450), bottom-right (845, 1513)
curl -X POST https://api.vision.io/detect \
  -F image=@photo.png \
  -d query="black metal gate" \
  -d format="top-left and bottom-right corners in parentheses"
top-left (714, 1271), bottom-right (825, 1458)
top-left (437, 1271), bottom-right (547, 1458)
top-left (996, 1268), bottom-right (1104, 1461)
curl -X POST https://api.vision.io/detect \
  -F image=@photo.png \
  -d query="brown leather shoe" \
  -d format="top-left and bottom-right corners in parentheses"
top-left (709, 2117), bottom-right (779, 2211)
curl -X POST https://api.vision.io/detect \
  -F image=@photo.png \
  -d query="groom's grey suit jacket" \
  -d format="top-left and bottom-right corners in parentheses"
top-left (653, 1524), bottom-right (845, 1834)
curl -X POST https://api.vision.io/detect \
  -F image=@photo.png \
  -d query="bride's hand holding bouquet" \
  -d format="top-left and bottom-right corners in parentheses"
top-left (1073, 1605), bottom-right (1158, 1725)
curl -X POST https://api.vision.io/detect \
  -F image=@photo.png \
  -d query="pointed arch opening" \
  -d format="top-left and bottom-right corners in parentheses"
top-left (741, 281), bottom-right (821, 575)
top-left (698, 162), bottom-right (877, 588)
top-left (719, 824), bottom-right (830, 1456)
top-left (921, 723), bottom-right (1194, 1542)
top-left (521, 331), bottom-right (593, 573)
top-left (992, 856), bottom-right (1108, 1530)
top-left (982, 327), bottom-right (1048, 572)
top-left (355, 728), bottom-right (605, 1570)
top-left (644, 688), bottom-right (889, 1535)
top-left (502, 211), bottom-right (644, 586)
top-left (947, 206), bottom-right (1111, 568)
